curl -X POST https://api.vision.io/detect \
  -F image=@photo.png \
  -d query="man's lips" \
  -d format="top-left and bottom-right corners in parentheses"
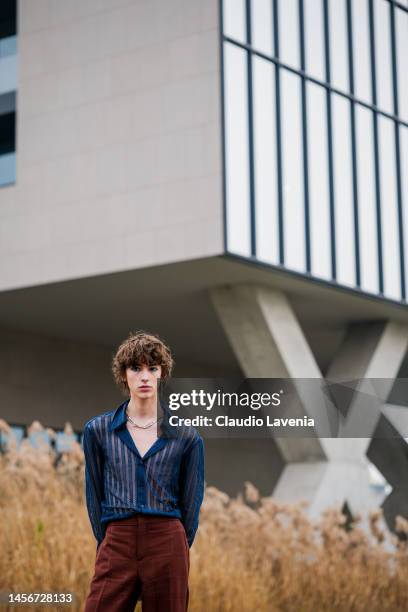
top-left (139, 386), bottom-right (152, 390)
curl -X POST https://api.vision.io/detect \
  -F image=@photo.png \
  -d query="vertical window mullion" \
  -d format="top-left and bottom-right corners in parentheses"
top-left (323, 0), bottom-right (336, 280)
top-left (347, 0), bottom-right (361, 288)
top-left (369, 0), bottom-right (384, 294)
top-left (273, 0), bottom-right (284, 265)
top-left (246, 0), bottom-right (256, 257)
top-left (299, 0), bottom-right (310, 273)
top-left (220, 0), bottom-right (227, 253)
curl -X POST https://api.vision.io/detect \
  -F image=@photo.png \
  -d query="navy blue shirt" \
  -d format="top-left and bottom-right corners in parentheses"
top-left (83, 398), bottom-right (205, 549)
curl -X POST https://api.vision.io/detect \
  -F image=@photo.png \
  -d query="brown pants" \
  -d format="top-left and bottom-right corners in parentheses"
top-left (84, 515), bottom-right (190, 612)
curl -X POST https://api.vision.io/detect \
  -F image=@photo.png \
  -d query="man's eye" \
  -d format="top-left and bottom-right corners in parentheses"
top-left (150, 366), bottom-right (158, 371)
top-left (131, 365), bottom-right (140, 371)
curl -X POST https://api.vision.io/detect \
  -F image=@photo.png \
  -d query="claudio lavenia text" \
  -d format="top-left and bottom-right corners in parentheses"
top-left (168, 415), bottom-right (315, 428)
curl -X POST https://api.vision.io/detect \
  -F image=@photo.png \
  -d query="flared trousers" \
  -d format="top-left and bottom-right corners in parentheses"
top-left (84, 514), bottom-right (190, 612)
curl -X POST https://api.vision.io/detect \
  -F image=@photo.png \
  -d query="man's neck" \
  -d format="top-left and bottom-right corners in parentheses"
top-left (126, 397), bottom-right (158, 421)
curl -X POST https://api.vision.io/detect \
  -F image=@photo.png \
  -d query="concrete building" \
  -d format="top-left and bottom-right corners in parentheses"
top-left (1, 0), bottom-right (408, 531)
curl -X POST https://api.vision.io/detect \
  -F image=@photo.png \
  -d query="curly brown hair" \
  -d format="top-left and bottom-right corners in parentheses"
top-left (112, 330), bottom-right (174, 395)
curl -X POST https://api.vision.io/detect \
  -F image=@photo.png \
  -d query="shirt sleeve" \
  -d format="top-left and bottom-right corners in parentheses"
top-left (179, 435), bottom-right (205, 548)
top-left (82, 422), bottom-right (105, 549)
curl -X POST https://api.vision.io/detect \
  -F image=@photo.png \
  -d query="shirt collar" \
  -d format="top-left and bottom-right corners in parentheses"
top-left (109, 399), bottom-right (175, 437)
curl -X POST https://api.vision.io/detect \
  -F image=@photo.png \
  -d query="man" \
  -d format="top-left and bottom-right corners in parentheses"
top-left (83, 330), bottom-right (205, 611)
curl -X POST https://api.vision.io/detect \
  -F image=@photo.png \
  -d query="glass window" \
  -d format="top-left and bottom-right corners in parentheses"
top-left (0, 52), bottom-right (16, 95)
top-left (304, 0), bottom-right (326, 81)
top-left (307, 82), bottom-right (331, 280)
top-left (400, 126), bottom-right (408, 300)
top-left (251, 0), bottom-right (274, 56)
top-left (281, 69), bottom-right (305, 272)
top-left (0, 0), bottom-right (16, 187)
top-left (373, 0), bottom-right (394, 114)
top-left (396, 8), bottom-right (408, 121)
top-left (278, 0), bottom-right (300, 69)
top-left (253, 56), bottom-right (279, 264)
top-left (332, 94), bottom-right (356, 287)
top-left (0, 0), bottom-right (16, 39)
top-left (223, 0), bottom-right (247, 43)
top-left (0, 151), bottom-right (15, 186)
top-left (378, 116), bottom-right (401, 300)
top-left (0, 34), bottom-right (16, 57)
top-left (0, 113), bottom-right (14, 152)
top-left (0, 95), bottom-right (15, 179)
top-left (352, 0), bottom-right (371, 103)
top-left (0, 90), bottom-right (15, 114)
top-left (223, 42), bottom-right (252, 256)
top-left (328, 0), bottom-right (349, 92)
top-left (355, 104), bottom-right (379, 294)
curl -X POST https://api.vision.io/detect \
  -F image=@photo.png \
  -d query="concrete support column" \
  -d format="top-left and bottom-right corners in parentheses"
top-left (210, 284), bottom-right (408, 524)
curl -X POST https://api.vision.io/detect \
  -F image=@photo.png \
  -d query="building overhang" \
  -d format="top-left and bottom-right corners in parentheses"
top-left (1, 254), bottom-right (408, 376)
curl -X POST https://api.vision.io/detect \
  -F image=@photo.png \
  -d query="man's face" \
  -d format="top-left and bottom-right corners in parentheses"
top-left (125, 363), bottom-right (162, 400)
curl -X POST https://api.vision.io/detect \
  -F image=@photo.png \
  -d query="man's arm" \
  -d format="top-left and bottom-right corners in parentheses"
top-left (82, 422), bottom-right (105, 549)
top-left (179, 435), bottom-right (205, 548)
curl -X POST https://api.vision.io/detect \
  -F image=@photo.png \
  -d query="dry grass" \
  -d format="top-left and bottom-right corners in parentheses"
top-left (0, 430), bottom-right (407, 612)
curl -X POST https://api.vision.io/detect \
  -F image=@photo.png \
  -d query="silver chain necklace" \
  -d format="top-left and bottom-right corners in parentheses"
top-left (126, 406), bottom-right (163, 429)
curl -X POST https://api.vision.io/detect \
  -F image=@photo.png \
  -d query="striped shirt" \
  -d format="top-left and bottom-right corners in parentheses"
top-left (83, 398), bottom-right (205, 549)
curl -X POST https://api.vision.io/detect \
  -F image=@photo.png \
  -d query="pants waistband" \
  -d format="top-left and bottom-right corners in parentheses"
top-left (108, 514), bottom-right (181, 527)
